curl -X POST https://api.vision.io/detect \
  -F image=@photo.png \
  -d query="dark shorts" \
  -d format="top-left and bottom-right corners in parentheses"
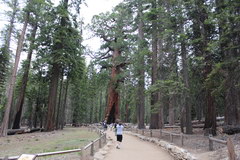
top-left (117, 135), bottom-right (123, 142)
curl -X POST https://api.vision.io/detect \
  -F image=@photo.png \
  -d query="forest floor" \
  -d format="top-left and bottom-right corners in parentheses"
top-left (0, 127), bottom-right (98, 159)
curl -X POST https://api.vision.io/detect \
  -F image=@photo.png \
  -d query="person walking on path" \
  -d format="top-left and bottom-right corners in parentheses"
top-left (115, 120), bottom-right (124, 149)
top-left (105, 129), bottom-right (173, 160)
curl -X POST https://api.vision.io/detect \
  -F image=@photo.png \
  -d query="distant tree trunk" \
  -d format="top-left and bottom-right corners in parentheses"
top-left (125, 103), bottom-right (129, 123)
top-left (55, 70), bottom-right (64, 130)
top-left (181, 35), bottom-right (193, 134)
top-left (136, 2), bottom-right (145, 129)
top-left (169, 95), bottom-right (175, 125)
top-left (45, 63), bottom-right (60, 131)
top-left (150, 0), bottom-right (159, 129)
top-left (98, 90), bottom-right (103, 121)
top-left (105, 49), bottom-right (121, 124)
top-left (12, 23), bottom-right (38, 129)
top-left (89, 98), bottom-right (93, 123)
top-left (60, 78), bottom-right (69, 129)
top-left (0, 11), bottom-right (29, 137)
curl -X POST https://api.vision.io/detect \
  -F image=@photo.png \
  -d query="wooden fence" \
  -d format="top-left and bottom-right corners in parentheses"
top-left (0, 127), bottom-right (106, 160)
top-left (128, 127), bottom-right (237, 160)
top-left (209, 136), bottom-right (236, 160)
top-left (130, 128), bottom-right (184, 146)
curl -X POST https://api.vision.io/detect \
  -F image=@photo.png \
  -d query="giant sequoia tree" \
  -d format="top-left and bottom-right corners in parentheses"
top-left (91, 3), bottom-right (133, 124)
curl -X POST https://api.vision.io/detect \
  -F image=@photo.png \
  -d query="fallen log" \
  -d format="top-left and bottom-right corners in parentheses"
top-left (222, 125), bottom-right (240, 135)
top-left (30, 128), bottom-right (44, 133)
top-left (7, 129), bottom-right (25, 135)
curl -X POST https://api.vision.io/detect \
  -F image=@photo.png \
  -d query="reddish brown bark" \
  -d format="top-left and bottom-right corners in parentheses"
top-left (45, 63), bottom-right (60, 131)
top-left (105, 49), bottom-right (121, 124)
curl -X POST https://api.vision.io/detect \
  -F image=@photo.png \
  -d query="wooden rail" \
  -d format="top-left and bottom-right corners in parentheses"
top-left (131, 128), bottom-right (184, 146)
top-left (0, 127), bottom-right (107, 160)
top-left (128, 127), bottom-right (236, 160)
top-left (209, 136), bottom-right (236, 160)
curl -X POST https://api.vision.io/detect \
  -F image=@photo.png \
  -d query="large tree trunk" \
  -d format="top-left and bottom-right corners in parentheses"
top-left (105, 49), bottom-right (121, 124)
top-left (225, 75), bottom-right (240, 125)
top-left (12, 23), bottom-right (38, 129)
top-left (45, 63), bottom-right (60, 131)
top-left (45, 0), bottom-right (68, 131)
top-left (0, 11), bottom-right (29, 137)
top-left (136, 2), bottom-right (145, 129)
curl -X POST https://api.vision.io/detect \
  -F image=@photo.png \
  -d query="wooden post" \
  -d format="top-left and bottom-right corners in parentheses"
top-left (159, 129), bottom-right (162, 138)
top-left (142, 129), bottom-right (144, 135)
top-left (90, 141), bottom-right (94, 156)
top-left (209, 135), bottom-right (213, 151)
top-left (81, 147), bottom-right (85, 160)
top-left (99, 137), bottom-right (102, 148)
top-left (170, 133), bottom-right (173, 142)
top-left (136, 129), bottom-right (138, 133)
top-left (150, 130), bottom-right (153, 137)
top-left (104, 133), bottom-right (106, 144)
top-left (181, 133), bottom-right (184, 146)
top-left (227, 138), bottom-right (236, 160)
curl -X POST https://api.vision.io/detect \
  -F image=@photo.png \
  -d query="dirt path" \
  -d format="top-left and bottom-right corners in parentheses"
top-left (104, 130), bottom-right (173, 160)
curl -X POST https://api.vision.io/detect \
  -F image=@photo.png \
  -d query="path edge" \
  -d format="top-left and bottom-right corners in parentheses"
top-left (126, 131), bottom-right (197, 160)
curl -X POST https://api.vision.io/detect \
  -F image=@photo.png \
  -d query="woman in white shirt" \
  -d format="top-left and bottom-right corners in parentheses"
top-left (115, 121), bottom-right (124, 149)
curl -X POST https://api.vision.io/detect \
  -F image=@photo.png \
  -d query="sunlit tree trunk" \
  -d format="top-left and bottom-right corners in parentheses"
top-left (0, 11), bottom-right (30, 137)
top-left (12, 23), bottom-right (38, 129)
